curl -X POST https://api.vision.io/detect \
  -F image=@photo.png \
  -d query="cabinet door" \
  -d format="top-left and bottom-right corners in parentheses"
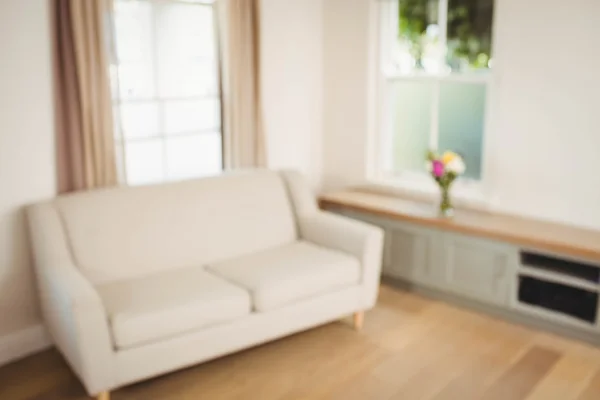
top-left (388, 225), bottom-right (440, 286)
top-left (440, 233), bottom-right (517, 306)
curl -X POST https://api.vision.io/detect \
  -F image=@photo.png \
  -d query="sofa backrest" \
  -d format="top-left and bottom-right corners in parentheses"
top-left (53, 170), bottom-right (298, 284)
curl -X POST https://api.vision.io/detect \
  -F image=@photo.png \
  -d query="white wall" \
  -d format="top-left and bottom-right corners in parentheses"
top-left (0, 0), bottom-right (597, 365)
top-left (485, 0), bottom-right (600, 230)
top-left (322, 0), bottom-right (600, 231)
top-left (0, 0), bottom-right (323, 361)
top-left (260, 0), bottom-right (324, 188)
top-left (322, 0), bottom-right (372, 191)
top-left (0, 0), bottom-right (55, 339)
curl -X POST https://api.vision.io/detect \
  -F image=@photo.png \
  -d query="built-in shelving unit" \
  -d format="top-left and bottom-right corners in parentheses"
top-left (320, 189), bottom-right (600, 345)
top-left (516, 250), bottom-right (600, 329)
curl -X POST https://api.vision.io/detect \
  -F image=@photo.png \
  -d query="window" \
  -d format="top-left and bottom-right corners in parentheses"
top-left (378, 0), bottom-right (494, 183)
top-left (111, 0), bottom-right (222, 186)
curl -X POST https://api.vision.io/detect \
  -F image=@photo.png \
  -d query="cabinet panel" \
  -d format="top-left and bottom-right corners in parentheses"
top-left (441, 234), bottom-right (517, 306)
top-left (329, 207), bottom-right (517, 304)
top-left (388, 225), bottom-right (440, 286)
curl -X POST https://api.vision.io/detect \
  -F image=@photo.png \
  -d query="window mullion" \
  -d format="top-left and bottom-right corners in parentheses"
top-left (430, 79), bottom-right (440, 150)
top-left (438, 0), bottom-right (448, 48)
top-left (381, 0), bottom-right (398, 69)
top-left (432, 0), bottom-right (449, 151)
top-left (150, 0), bottom-right (168, 181)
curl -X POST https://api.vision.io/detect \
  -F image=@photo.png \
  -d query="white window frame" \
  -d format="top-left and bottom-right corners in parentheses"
top-left (111, 0), bottom-right (222, 185)
top-left (370, 0), bottom-right (495, 208)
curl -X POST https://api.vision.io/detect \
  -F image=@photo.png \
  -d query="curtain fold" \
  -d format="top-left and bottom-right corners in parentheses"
top-left (218, 0), bottom-right (266, 169)
top-left (52, 0), bottom-right (117, 193)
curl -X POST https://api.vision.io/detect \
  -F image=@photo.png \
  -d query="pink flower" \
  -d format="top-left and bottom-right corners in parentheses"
top-left (432, 160), bottom-right (444, 178)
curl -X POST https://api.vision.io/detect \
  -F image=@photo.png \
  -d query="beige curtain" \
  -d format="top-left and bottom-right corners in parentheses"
top-left (218, 0), bottom-right (266, 168)
top-left (53, 0), bottom-right (117, 193)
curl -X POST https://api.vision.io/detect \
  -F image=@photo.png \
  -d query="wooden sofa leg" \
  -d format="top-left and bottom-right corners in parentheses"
top-left (96, 391), bottom-right (110, 400)
top-left (353, 311), bottom-right (364, 330)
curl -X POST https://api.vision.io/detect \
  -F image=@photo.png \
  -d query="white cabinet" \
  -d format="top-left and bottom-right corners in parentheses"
top-left (439, 234), bottom-right (517, 306)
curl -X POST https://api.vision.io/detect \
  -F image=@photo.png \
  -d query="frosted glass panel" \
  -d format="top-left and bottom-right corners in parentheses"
top-left (119, 103), bottom-right (160, 139)
top-left (164, 99), bottom-right (220, 134)
top-left (391, 81), bottom-right (433, 174)
top-left (125, 139), bottom-right (165, 185)
top-left (438, 82), bottom-right (486, 179)
top-left (166, 133), bottom-right (222, 180)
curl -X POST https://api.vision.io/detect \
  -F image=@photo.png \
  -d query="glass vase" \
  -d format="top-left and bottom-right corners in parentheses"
top-left (439, 185), bottom-right (454, 218)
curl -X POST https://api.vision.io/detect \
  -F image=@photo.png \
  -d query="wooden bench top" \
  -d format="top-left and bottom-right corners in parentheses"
top-left (319, 189), bottom-right (600, 263)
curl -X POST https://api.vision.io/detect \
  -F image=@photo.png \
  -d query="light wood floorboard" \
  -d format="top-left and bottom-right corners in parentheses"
top-left (1, 284), bottom-right (600, 400)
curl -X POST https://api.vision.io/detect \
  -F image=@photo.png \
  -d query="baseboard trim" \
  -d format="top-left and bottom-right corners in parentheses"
top-left (0, 324), bottom-right (52, 367)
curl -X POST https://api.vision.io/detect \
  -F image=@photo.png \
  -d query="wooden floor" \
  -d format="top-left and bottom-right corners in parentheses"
top-left (2, 285), bottom-right (600, 400)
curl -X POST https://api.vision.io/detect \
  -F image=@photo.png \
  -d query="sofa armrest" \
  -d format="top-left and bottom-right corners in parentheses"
top-left (299, 211), bottom-right (384, 308)
top-left (28, 203), bottom-right (115, 395)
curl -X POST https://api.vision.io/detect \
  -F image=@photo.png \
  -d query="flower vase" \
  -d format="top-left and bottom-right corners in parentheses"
top-left (439, 185), bottom-right (454, 218)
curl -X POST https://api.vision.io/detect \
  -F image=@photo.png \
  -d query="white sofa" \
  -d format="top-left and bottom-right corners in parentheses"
top-left (27, 170), bottom-right (384, 399)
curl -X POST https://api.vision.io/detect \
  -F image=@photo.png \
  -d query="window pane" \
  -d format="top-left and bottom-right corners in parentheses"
top-left (113, 1), bottom-right (155, 100)
top-left (447, 0), bottom-right (494, 72)
top-left (438, 82), bottom-right (486, 179)
top-left (390, 81), bottom-right (433, 174)
top-left (125, 139), bottom-right (165, 185)
top-left (113, 0), bottom-right (153, 63)
top-left (118, 103), bottom-right (160, 139)
top-left (164, 99), bottom-right (220, 135)
top-left (158, 62), bottom-right (218, 98)
top-left (112, 0), bottom-right (222, 186)
top-left (157, 2), bottom-right (215, 61)
top-left (394, 0), bottom-right (442, 74)
top-left (156, 3), bottom-right (218, 97)
top-left (165, 133), bottom-right (222, 180)
top-left (117, 64), bottom-right (155, 99)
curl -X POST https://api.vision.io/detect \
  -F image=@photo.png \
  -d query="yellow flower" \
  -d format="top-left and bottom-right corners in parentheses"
top-left (442, 151), bottom-right (458, 165)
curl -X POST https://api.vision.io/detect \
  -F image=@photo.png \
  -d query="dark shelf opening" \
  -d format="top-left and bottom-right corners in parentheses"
top-left (518, 276), bottom-right (598, 324)
top-left (520, 251), bottom-right (600, 284)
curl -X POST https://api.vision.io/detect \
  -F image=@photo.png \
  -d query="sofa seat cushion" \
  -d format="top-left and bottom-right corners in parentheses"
top-left (96, 266), bottom-right (251, 349)
top-left (207, 241), bottom-right (361, 312)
